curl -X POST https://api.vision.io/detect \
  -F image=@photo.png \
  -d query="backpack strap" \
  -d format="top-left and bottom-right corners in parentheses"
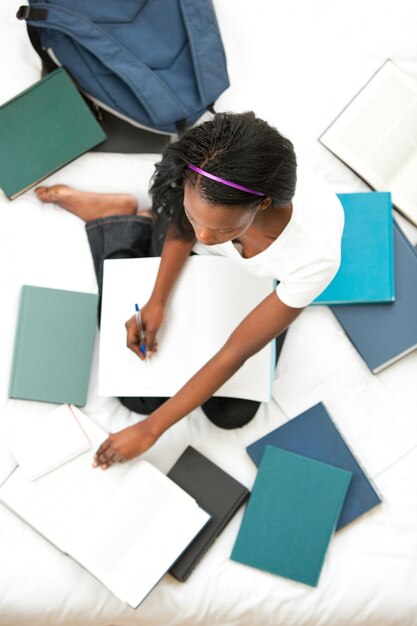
top-left (180, 0), bottom-right (229, 105)
top-left (17, 3), bottom-right (189, 127)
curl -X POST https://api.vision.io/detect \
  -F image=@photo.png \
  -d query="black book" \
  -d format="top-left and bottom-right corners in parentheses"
top-left (167, 446), bottom-right (250, 582)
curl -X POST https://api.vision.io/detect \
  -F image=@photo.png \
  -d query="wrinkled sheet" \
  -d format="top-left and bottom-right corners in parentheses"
top-left (1, 1), bottom-right (417, 625)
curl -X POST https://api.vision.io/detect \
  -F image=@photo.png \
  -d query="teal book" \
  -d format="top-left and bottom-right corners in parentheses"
top-left (231, 446), bottom-right (351, 587)
top-left (0, 68), bottom-right (106, 199)
top-left (314, 192), bottom-right (394, 304)
top-left (246, 403), bottom-right (381, 530)
top-left (331, 221), bottom-right (417, 372)
top-left (9, 285), bottom-right (99, 406)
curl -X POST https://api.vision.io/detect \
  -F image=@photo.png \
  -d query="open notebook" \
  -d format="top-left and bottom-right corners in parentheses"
top-left (6, 404), bottom-right (91, 481)
top-left (319, 59), bottom-right (417, 226)
top-left (99, 256), bottom-right (275, 402)
top-left (0, 411), bottom-right (209, 607)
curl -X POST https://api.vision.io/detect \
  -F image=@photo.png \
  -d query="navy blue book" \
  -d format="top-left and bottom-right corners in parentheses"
top-left (314, 192), bottom-right (394, 304)
top-left (246, 403), bottom-right (381, 530)
top-left (331, 221), bottom-right (417, 372)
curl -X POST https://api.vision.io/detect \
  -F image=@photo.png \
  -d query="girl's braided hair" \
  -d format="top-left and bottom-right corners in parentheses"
top-left (150, 111), bottom-right (297, 239)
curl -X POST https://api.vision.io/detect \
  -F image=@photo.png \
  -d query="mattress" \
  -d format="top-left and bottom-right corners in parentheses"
top-left (1, 1), bottom-right (417, 625)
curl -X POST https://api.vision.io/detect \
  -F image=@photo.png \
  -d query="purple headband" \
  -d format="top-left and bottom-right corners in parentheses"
top-left (187, 163), bottom-right (265, 197)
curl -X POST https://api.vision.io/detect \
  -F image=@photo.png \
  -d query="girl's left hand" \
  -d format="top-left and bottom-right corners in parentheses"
top-left (93, 418), bottom-right (160, 469)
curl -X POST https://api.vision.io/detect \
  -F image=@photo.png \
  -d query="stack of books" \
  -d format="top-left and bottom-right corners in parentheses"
top-left (330, 220), bottom-right (417, 372)
top-left (312, 59), bottom-right (417, 373)
top-left (312, 190), bottom-right (417, 373)
top-left (231, 403), bottom-right (382, 587)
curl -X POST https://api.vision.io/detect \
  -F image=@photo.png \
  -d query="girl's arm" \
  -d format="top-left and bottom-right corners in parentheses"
top-left (150, 228), bottom-right (196, 304)
top-left (95, 291), bottom-right (304, 467)
top-left (125, 227), bottom-right (196, 358)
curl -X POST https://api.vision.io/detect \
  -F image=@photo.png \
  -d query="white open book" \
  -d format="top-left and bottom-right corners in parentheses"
top-left (98, 256), bottom-right (275, 402)
top-left (6, 404), bottom-right (91, 481)
top-left (319, 59), bottom-right (417, 226)
top-left (0, 410), bottom-right (210, 608)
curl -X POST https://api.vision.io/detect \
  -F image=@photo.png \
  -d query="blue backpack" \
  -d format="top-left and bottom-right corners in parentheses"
top-left (17, 0), bottom-right (230, 135)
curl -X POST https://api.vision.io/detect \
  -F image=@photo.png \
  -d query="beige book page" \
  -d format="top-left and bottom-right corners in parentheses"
top-left (321, 61), bottom-right (417, 214)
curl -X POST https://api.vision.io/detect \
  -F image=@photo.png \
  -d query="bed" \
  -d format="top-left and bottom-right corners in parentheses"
top-left (1, 1), bottom-right (417, 625)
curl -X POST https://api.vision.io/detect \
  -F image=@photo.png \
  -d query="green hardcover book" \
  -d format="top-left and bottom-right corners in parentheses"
top-left (9, 285), bottom-right (99, 407)
top-left (231, 446), bottom-right (351, 587)
top-left (0, 68), bottom-right (106, 199)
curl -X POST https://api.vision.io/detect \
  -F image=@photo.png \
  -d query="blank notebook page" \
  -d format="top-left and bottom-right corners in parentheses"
top-left (6, 404), bottom-right (91, 481)
top-left (99, 256), bottom-right (274, 401)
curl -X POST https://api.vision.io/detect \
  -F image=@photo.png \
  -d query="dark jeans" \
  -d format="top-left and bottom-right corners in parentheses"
top-left (86, 214), bottom-right (287, 429)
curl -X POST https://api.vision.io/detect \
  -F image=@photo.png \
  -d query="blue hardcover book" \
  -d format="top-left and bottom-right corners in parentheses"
top-left (231, 446), bottom-right (351, 587)
top-left (246, 403), bottom-right (381, 530)
top-left (314, 192), bottom-right (394, 304)
top-left (331, 221), bottom-right (417, 372)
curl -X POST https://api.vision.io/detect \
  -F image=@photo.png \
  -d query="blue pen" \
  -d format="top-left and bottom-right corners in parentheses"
top-left (134, 303), bottom-right (147, 358)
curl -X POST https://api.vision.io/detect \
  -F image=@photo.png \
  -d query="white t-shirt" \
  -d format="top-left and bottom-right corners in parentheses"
top-left (192, 165), bottom-right (344, 308)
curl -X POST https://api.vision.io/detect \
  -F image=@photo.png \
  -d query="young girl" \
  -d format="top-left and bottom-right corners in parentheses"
top-left (36, 111), bottom-right (344, 468)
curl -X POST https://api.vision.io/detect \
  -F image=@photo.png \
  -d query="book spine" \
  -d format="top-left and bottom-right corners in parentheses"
top-left (324, 403), bottom-right (383, 499)
top-left (386, 193), bottom-right (395, 301)
top-left (8, 287), bottom-right (29, 398)
top-left (318, 59), bottom-right (393, 140)
top-left (176, 490), bottom-right (249, 581)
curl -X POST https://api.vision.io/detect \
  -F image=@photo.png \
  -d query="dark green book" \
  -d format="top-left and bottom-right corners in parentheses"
top-left (231, 446), bottom-right (351, 587)
top-left (9, 285), bottom-right (98, 406)
top-left (0, 68), bottom-right (106, 199)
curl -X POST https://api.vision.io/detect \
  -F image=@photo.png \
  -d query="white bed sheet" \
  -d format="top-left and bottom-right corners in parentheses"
top-left (1, 1), bottom-right (417, 625)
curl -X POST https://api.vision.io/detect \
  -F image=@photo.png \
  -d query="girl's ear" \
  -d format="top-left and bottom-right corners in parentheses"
top-left (257, 197), bottom-right (273, 211)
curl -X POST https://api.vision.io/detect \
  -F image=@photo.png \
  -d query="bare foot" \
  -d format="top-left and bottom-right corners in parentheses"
top-left (35, 184), bottom-right (145, 222)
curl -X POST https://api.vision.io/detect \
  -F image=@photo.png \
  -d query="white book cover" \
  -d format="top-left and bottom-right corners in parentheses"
top-left (0, 411), bottom-right (210, 608)
top-left (98, 256), bottom-right (275, 402)
top-left (6, 403), bottom-right (91, 481)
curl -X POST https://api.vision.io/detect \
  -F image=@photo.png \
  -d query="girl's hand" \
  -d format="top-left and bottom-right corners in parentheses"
top-left (125, 298), bottom-right (165, 360)
top-left (93, 419), bottom-right (160, 469)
